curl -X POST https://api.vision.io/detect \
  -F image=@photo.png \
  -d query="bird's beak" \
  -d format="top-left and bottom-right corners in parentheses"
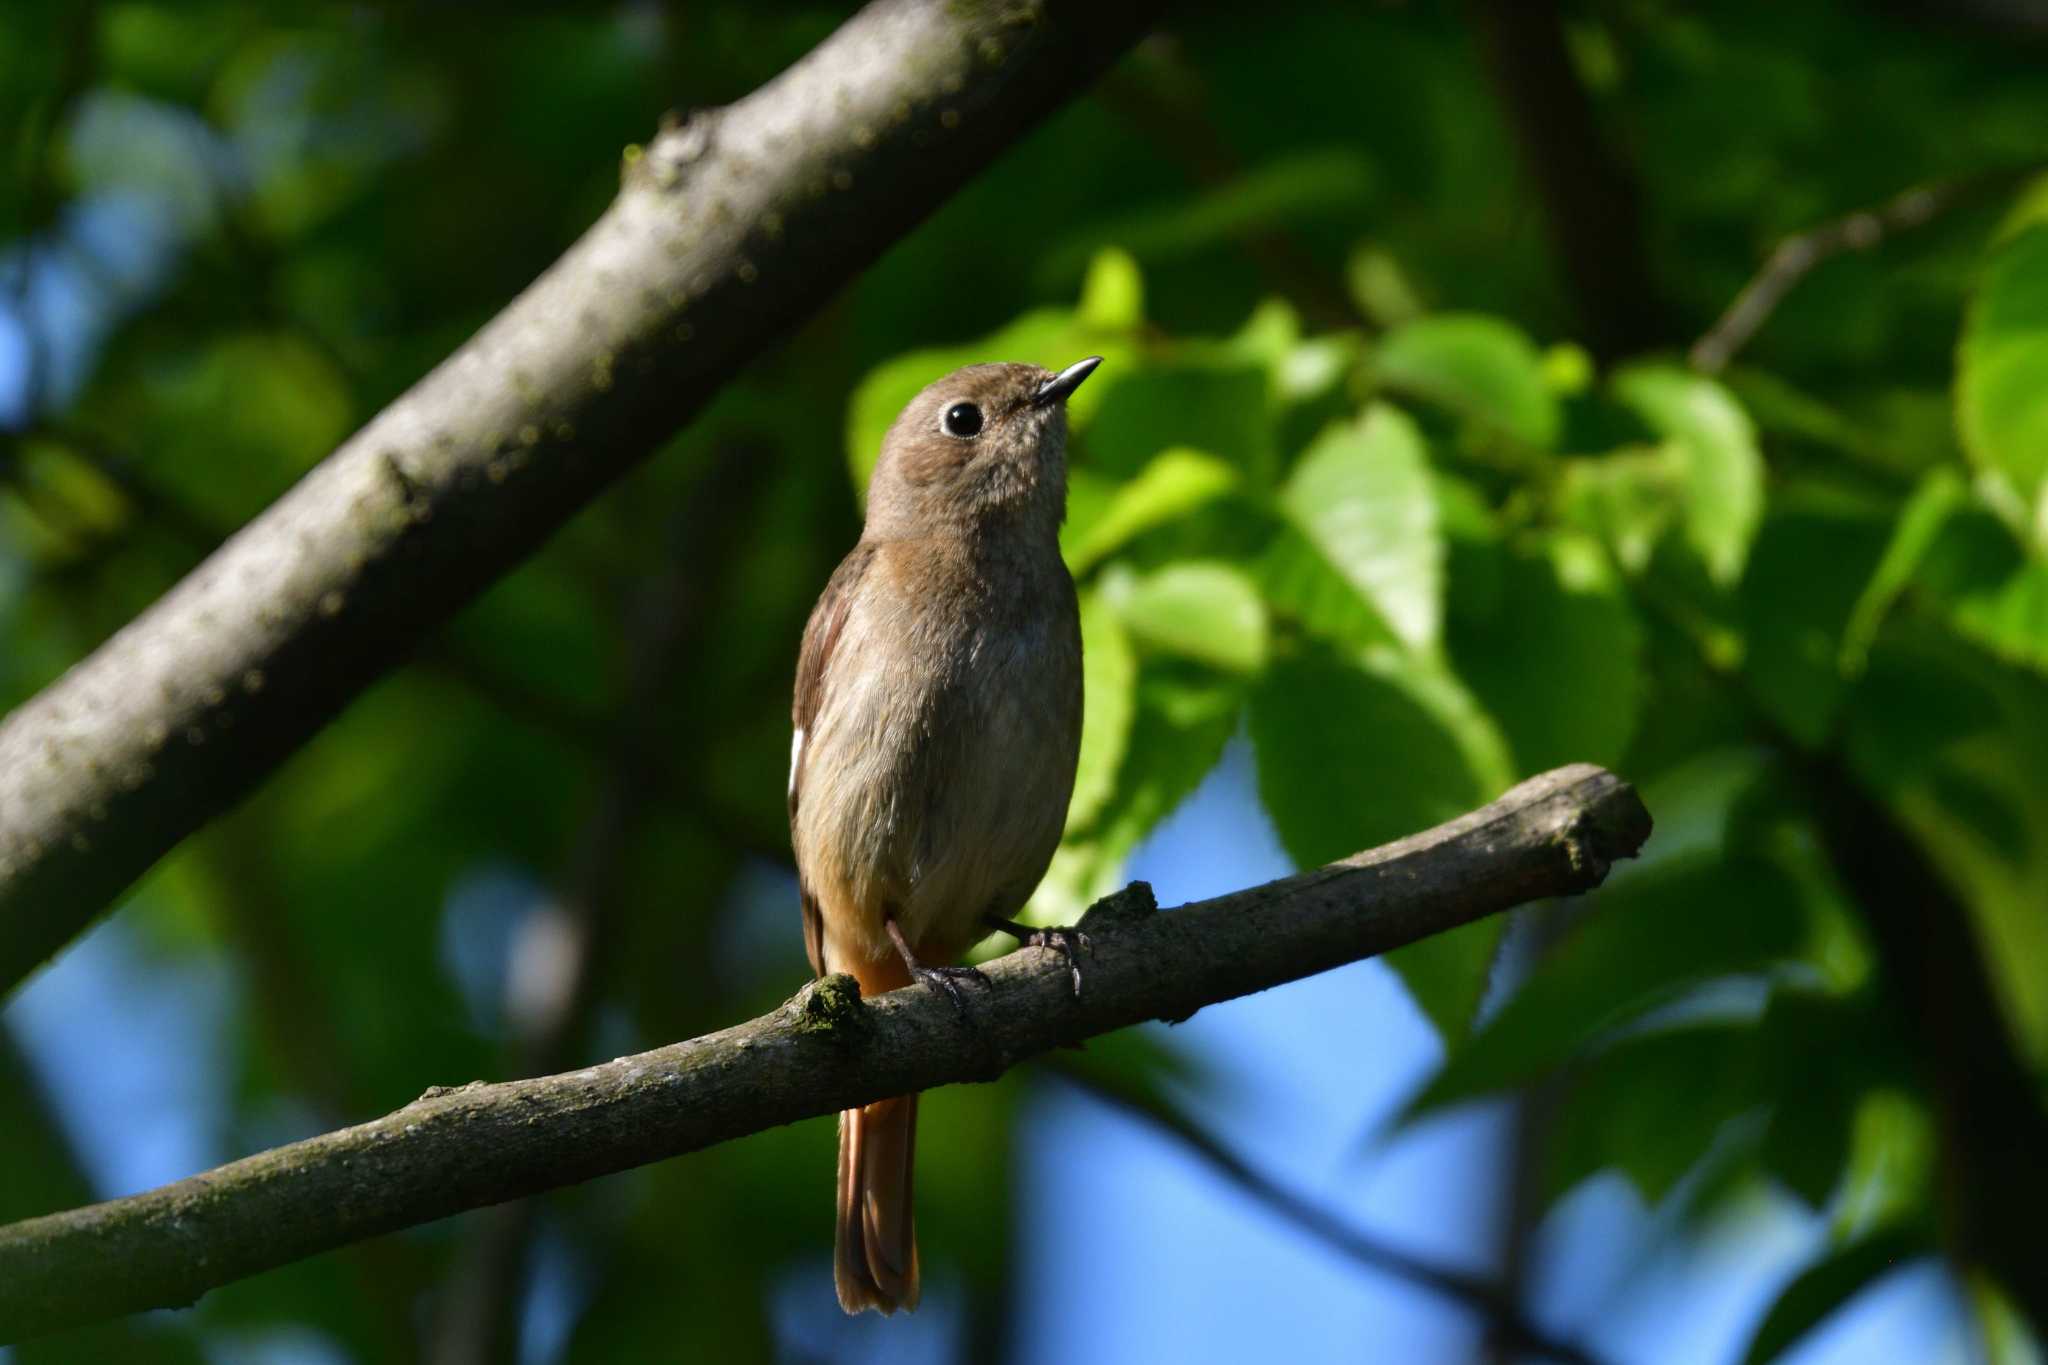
top-left (1034, 356), bottom-right (1103, 406)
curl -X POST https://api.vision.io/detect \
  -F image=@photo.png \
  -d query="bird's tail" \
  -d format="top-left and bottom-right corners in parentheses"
top-left (836, 1092), bottom-right (920, 1313)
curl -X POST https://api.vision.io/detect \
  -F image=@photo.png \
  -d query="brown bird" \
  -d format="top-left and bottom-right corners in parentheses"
top-left (789, 357), bottom-right (1100, 1314)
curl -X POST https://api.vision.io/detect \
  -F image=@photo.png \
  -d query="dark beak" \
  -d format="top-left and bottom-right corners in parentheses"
top-left (1034, 356), bottom-right (1102, 406)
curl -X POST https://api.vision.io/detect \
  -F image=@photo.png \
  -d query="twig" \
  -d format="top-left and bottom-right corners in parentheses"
top-left (0, 0), bottom-right (1164, 995)
top-left (1051, 1064), bottom-right (1612, 1365)
top-left (1689, 168), bottom-right (2037, 373)
top-left (0, 765), bottom-right (1651, 1341)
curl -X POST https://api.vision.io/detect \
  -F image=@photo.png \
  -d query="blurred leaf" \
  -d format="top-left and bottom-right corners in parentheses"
top-left (1068, 589), bottom-right (1137, 834)
top-left (1105, 560), bottom-right (1268, 674)
top-left (1544, 1023), bottom-right (1760, 1204)
top-left (1077, 246), bottom-right (1145, 330)
top-left (1063, 446), bottom-right (1239, 575)
top-left (1740, 496), bottom-right (1892, 747)
top-left (1741, 1226), bottom-right (1934, 1365)
top-left (1025, 674), bottom-right (1239, 927)
top-left (1404, 851), bottom-right (1808, 1118)
top-left (1346, 244), bottom-right (1427, 327)
top-left (1085, 355), bottom-right (1275, 483)
top-left (1959, 225), bottom-right (2048, 514)
top-left (1280, 404), bottom-right (1443, 650)
top-left (1448, 531), bottom-right (1644, 774)
top-left (1842, 468), bottom-right (1970, 673)
top-left (1249, 647), bottom-right (1495, 1034)
top-left (1257, 526), bottom-right (1402, 652)
top-left (1374, 313), bottom-right (1560, 450)
top-left (1613, 364), bottom-right (1765, 586)
top-left (1556, 446), bottom-right (1684, 576)
top-left (1835, 1089), bottom-right (1936, 1241)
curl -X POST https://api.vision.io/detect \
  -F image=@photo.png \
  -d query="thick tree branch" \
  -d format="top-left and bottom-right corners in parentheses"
top-left (0, 0), bottom-right (1162, 994)
top-left (0, 765), bottom-right (1649, 1342)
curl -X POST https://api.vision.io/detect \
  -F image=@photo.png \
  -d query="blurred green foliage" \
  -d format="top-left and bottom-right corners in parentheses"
top-left (4, 1), bottom-right (2048, 1362)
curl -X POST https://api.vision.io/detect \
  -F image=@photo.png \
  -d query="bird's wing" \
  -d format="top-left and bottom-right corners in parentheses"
top-left (790, 542), bottom-right (874, 976)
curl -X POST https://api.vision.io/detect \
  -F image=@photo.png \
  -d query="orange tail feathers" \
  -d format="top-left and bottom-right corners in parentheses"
top-left (837, 1093), bottom-right (920, 1313)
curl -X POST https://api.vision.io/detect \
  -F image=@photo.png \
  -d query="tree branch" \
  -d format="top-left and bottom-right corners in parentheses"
top-left (1689, 166), bottom-right (2036, 373)
top-left (0, 0), bottom-right (1163, 994)
top-left (0, 764), bottom-right (1649, 1342)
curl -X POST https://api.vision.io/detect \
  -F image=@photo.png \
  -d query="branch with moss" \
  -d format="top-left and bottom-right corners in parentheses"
top-left (0, 0), bottom-right (1164, 994)
top-left (0, 765), bottom-right (1649, 1342)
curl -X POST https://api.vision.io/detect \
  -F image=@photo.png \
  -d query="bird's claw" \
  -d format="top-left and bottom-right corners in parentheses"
top-left (912, 963), bottom-right (990, 1018)
top-left (1020, 926), bottom-right (1091, 997)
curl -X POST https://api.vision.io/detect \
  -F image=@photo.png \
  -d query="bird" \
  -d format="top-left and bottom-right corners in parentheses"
top-left (789, 356), bottom-right (1101, 1314)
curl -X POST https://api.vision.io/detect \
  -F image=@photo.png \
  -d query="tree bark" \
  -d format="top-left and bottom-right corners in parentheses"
top-left (0, 764), bottom-right (1649, 1342)
top-left (0, 0), bottom-right (1162, 994)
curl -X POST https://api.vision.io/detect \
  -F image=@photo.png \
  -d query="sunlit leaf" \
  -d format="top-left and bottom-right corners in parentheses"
top-left (1374, 313), bottom-right (1560, 450)
top-left (1062, 447), bottom-right (1239, 575)
top-left (1614, 364), bottom-right (1765, 586)
top-left (1958, 224), bottom-right (2048, 512)
top-left (1280, 404), bottom-right (1442, 650)
top-left (1105, 560), bottom-right (1268, 675)
top-left (1068, 589), bottom-right (1137, 834)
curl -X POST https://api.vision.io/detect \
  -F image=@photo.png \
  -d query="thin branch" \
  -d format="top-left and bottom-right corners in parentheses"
top-left (1050, 1063), bottom-right (1612, 1365)
top-left (0, 764), bottom-right (1651, 1342)
top-left (1689, 167), bottom-right (2037, 373)
top-left (0, 0), bottom-right (1163, 994)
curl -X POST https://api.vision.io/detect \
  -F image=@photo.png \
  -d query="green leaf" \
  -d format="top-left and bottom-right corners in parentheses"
top-left (1448, 532), bottom-right (1644, 774)
top-left (1556, 447), bottom-right (1684, 576)
top-left (1959, 224), bottom-right (2048, 511)
top-left (1256, 527), bottom-right (1402, 653)
top-left (1105, 561), bottom-right (1268, 675)
top-left (1741, 1227), bottom-right (1934, 1365)
top-left (1077, 246), bottom-right (1145, 330)
top-left (1841, 468), bottom-right (1970, 673)
top-left (1062, 447), bottom-right (1240, 575)
top-left (1544, 1023), bottom-right (1760, 1204)
top-left (1374, 313), bottom-right (1560, 450)
top-left (1739, 497), bottom-right (1894, 747)
top-left (1068, 590), bottom-right (1137, 834)
top-left (1404, 851), bottom-right (1808, 1117)
top-left (1613, 364), bottom-right (1765, 586)
top-left (1249, 648), bottom-right (1494, 1034)
top-left (1026, 677), bottom-right (1238, 927)
top-left (1280, 405), bottom-right (1443, 650)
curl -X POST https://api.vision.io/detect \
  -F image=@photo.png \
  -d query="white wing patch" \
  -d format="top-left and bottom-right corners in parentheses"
top-left (789, 727), bottom-right (805, 800)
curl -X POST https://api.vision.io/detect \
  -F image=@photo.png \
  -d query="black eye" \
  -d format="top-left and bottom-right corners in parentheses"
top-left (942, 402), bottom-right (983, 438)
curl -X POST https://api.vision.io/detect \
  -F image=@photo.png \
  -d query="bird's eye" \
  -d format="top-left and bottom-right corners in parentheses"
top-left (941, 402), bottom-right (983, 438)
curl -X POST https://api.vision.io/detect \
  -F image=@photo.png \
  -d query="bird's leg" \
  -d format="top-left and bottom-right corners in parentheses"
top-left (885, 915), bottom-right (989, 1018)
top-left (984, 915), bottom-right (1091, 997)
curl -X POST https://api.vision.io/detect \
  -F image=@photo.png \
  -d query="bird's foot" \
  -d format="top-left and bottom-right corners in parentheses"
top-left (986, 917), bottom-right (1091, 996)
top-left (910, 963), bottom-right (990, 1018)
